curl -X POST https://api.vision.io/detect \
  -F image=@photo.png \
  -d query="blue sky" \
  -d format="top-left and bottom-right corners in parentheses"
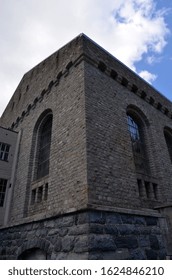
top-left (0, 0), bottom-right (172, 115)
top-left (135, 0), bottom-right (172, 101)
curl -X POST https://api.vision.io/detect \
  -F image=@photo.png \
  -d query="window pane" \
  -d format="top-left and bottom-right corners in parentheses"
top-left (37, 115), bottom-right (52, 179)
top-left (0, 179), bottom-right (7, 207)
top-left (127, 115), bottom-right (140, 141)
top-left (0, 142), bottom-right (10, 161)
top-left (127, 114), bottom-right (148, 174)
top-left (164, 131), bottom-right (172, 163)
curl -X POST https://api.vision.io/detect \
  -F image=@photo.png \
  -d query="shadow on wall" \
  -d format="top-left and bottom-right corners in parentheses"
top-left (17, 248), bottom-right (47, 260)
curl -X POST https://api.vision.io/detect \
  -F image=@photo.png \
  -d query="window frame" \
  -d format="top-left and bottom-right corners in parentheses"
top-left (164, 128), bottom-right (172, 163)
top-left (36, 114), bottom-right (53, 180)
top-left (127, 111), bottom-right (149, 175)
top-left (0, 178), bottom-right (7, 207)
top-left (0, 142), bottom-right (10, 162)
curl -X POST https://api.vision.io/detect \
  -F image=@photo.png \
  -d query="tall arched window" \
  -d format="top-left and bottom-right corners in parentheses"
top-left (36, 114), bottom-right (53, 179)
top-left (127, 110), bottom-right (149, 175)
top-left (164, 128), bottom-right (172, 163)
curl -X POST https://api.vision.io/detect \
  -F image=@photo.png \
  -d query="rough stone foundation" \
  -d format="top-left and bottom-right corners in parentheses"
top-left (0, 209), bottom-right (167, 260)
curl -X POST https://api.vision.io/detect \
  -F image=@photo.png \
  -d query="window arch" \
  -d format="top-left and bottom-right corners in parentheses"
top-left (164, 127), bottom-right (172, 163)
top-left (127, 106), bottom-right (149, 175)
top-left (36, 114), bottom-right (52, 179)
top-left (31, 110), bottom-right (53, 181)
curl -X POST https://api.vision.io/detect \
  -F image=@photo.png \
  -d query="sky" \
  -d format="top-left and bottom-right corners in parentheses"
top-left (0, 0), bottom-right (172, 116)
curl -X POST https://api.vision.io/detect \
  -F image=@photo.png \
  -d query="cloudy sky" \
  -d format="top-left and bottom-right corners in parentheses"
top-left (0, 0), bottom-right (172, 116)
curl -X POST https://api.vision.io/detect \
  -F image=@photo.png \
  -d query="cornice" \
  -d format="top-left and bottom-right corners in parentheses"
top-left (11, 53), bottom-right (172, 130)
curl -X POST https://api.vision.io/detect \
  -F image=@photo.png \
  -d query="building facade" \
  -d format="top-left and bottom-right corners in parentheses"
top-left (0, 34), bottom-right (172, 259)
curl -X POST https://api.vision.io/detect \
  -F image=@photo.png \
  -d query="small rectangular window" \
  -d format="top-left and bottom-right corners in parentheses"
top-left (0, 179), bottom-right (7, 207)
top-left (37, 186), bottom-right (43, 203)
top-left (145, 181), bottom-right (151, 199)
top-left (44, 183), bottom-right (48, 200)
top-left (153, 183), bottom-right (158, 200)
top-left (0, 142), bottom-right (10, 161)
top-left (137, 179), bottom-right (143, 197)
top-left (31, 189), bottom-right (36, 205)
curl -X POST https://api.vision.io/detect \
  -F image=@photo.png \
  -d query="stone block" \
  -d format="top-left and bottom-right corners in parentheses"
top-left (90, 211), bottom-right (105, 224)
top-left (62, 236), bottom-right (75, 252)
top-left (129, 249), bottom-right (145, 260)
top-left (145, 217), bottom-right (157, 226)
top-left (62, 216), bottom-right (75, 227)
top-left (54, 239), bottom-right (62, 252)
top-left (138, 235), bottom-right (150, 247)
top-left (145, 249), bottom-right (158, 260)
top-left (89, 234), bottom-right (116, 251)
top-left (115, 236), bottom-right (138, 249)
top-left (133, 216), bottom-right (145, 225)
top-left (116, 224), bottom-right (139, 235)
top-left (74, 236), bottom-right (89, 253)
top-left (90, 224), bottom-right (104, 234)
top-left (106, 213), bottom-right (122, 224)
top-left (120, 214), bottom-right (134, 224)
top-left (69, 224), bottom-right (88, 236)
top-left (149, 235), bottom-right (160, 250)
top-left (77, 212), bottom-right (90, 224)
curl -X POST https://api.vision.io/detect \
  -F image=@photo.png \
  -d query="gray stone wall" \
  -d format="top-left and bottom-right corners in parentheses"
top-left (0, 210), bottom-right (166, 260)
top-left (83, 43), bottom-right (172, 209)
top-left (1, 60), bottom-right (88, 225)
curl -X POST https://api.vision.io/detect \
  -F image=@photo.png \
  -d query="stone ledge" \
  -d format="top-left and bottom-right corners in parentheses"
top-left (87, 203), bottom-right (164, 218)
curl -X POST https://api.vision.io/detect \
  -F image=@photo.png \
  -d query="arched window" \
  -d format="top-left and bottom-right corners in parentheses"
top-left (36, 114), bottom-right (52, 179)
top-left (127, 111), bottom-right (149, 175)
top-left (164, 128), bottom-right (172, 163)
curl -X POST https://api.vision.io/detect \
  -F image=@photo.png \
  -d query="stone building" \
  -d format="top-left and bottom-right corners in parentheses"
top-left (0, 34), bottom-right (172, 259)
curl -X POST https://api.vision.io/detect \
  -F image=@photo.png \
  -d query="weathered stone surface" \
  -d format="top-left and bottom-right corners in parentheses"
top-left (68, 224), bottom-right (88, 236)
top-left (129, 249), bottom-right (145, 260)
top-left (74, 236), bottom-right (89, 253)
top-left (138, 235), bottom-right (150, 247)
top-left (158, 249), bottom-right (167, 260)
top-left (121, 214), bottom-right (134, 224)
top-left (58, 228), bottom-right (68, 237)
top-left (61, 216), bottom-right (75, 227)
top-left (145, 217), bottom-right (157, 226)
top-left (149, 235), bottom-right (160, 250)
top-left (90, 224), bottom-right (104, 234)
top-left (116, 224), bottom-right (139, 235)
top-left (62, 236), bottom-right (75, 252)
top-left (54, 239), bottom-right (62, 252)
top-left (0, 210), bottom-right (167, 259)
top-left (115, 236), bottom-right (138, 249)
top-left (145, 249), bottom-right (158, 260)
top-left (76, 212), bottom-right (89, 224)
top-left (104, 224), bottom-right (118, 235)
top-left (89, 212), bottom-right (105, 224)
top-left (133, 216), bottom-right (145, 225)
top-left (89, 235), bottom-right (116, 251)
top-left (106, 213), bottom-right (122, 224)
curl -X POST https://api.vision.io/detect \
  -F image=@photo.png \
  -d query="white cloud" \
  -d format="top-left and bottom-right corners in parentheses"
top-left (109, 0), bottom-right (169, 68)
top-left (0, 0), bottom-right (170, 115)
top-left (146, 55), bottom-right (162, 65)
top-left (139, 70), bottom-right (157, 84)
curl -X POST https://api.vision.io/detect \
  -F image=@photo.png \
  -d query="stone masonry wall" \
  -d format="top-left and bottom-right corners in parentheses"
top-left (1, 59), bottom-right (88, 225)
top-left (84, 57), bottom-right (172, 210)
top-left (0, 210), bottom-right (167, 260)
top-left (1, 34), bottom-right (172, 223)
